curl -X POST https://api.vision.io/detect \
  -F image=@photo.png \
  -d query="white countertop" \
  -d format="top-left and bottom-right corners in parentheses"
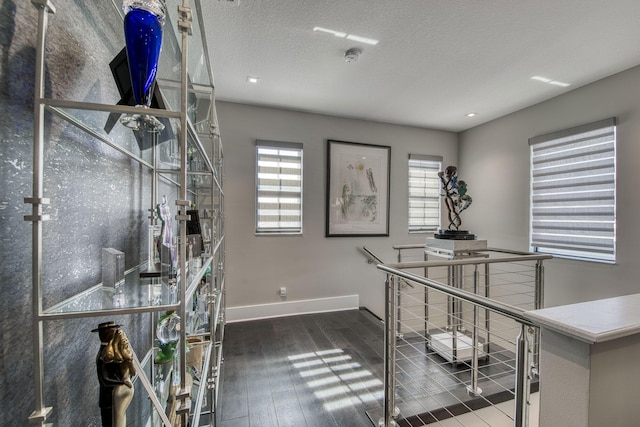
top-left (525, 293), bottom-right (640, 344)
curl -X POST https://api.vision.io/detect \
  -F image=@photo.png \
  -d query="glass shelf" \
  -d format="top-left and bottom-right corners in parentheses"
top-left (133, 343), bottom-right (214, 426)
top-left (44, 103), bottom-right (215, 175)
top-left (189, 340), bottom-right (213, 426)
top-left (128, 348), bottom-right (176, 426)
top-left (43, 265), bottom-right (175, 316)
top-left (165, 0), bottom-right (213, 87)
top-left (211, 277), bottom-right (225, 338)
top-left (185, 256), bottom-right (213, 304)
top-left (46, 1), bottom-right (216, 119)
top-left (43, 257), bottom-right (213, 317)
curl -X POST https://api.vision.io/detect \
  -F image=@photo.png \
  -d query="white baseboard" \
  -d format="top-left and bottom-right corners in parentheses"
top-left (226, 294), bottom-right (360, 323)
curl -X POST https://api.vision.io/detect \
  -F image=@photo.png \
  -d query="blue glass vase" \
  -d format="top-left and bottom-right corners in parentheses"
top-left (120, 0), bottom-right (166, 132)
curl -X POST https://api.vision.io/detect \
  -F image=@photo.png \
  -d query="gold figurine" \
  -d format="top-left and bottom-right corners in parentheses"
top-left (92, 322), bottom-right (136, 427)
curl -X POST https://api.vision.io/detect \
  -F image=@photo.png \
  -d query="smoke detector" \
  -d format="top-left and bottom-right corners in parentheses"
top-left (344, 48), bottom-right (361, 63)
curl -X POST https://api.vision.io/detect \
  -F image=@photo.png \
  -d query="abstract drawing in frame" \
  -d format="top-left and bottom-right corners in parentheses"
top-left (326, 139), bottom-right (391, 237)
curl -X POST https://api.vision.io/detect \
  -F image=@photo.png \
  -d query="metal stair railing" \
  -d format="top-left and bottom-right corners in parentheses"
top-left (363, 246), bottom-right (551, 427)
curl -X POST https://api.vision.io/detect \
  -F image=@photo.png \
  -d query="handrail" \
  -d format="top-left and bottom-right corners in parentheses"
top-left (392, 243), bottom-right (553, 259)
top-left (386, 253), bottom-right (551, 269)
top-left (392, 243), bottom-right (425, 250)
top-left (360, 246), bottom-right (384, 264)
top-left (376, 264), bottom-right (535, 327)
top-left (391, 244), bottom-right (552, 264)
top-left (392, 243), bottom-right (550, 258)
top-left (486, 247), bottom-right (550, 256)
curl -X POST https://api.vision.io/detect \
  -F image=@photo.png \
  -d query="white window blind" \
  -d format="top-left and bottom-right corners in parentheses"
top-left (408, 154), bottom-right (442, 233)
top-left (529, 118), bottom-right (616, 262)
top-left (256, 140), bottom-right (303, 234)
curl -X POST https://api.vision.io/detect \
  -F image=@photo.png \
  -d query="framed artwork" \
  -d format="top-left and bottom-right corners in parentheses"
top-left (326, 139), bottom-right (391, 237)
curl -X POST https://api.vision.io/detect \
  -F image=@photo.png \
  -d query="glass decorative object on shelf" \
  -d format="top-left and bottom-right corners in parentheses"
top-left (157, 196), bottom-right (177, 274)
top-left (202, 225), bottom-right (212, 256)
top-left (154, 368), bottom-right (168, 406)
top-left (149, 224), bottom-right (161, 265)
top-left (147, 278), bottom-right (163, 306)
top-left (188, 240), bottom-right (193, 276)
top-left (186, 336), bottom-right (203, 380)
top-left (113, 286), bottom-right (126, 308)
top-left (155, 310), bottom-right (180, 364)
top-left (102, 248), bottom-right (125, 289)
top-left (140, 224), bottom-right (166, 279)
top-left (120, 0), bottom-right (167, 132)
top-left (188, 281), bottom-right (210, 335)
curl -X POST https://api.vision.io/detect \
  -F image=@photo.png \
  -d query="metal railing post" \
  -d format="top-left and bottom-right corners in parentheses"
top-left (533, 260), bottom-right (544, 375)
top-left (484, 263), bottom-right (491, 353)
top-left (447, 265), bottom-right (454, 331)
top-left (467, 266), bottom-right (482, 396)
top-left (396, 249), bottom-right (403, 339)
top-left (514, 324), bottom-right (532, 427)
top-left (379, 274), bottom-right (399, 427)
top-left (424, 251), bottom-right (429, 340)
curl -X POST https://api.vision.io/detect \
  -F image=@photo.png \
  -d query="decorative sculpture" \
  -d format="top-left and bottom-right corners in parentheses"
top-left (155, 310), bottom-right (180, 364)
top-left (93, 322), bottom-right (136, 427)
top-left (120, 0), bottom-right (167, 131)
top-left (157, 195), bottom-right (177, 272)
top-left (437, 165), bottom-right (475, 240)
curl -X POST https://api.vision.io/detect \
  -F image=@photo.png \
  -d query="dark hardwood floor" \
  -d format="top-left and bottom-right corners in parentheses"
top-left (214, 308), bottom-right (528, 427)
top-left (216, 309), bottom-right (386, 427)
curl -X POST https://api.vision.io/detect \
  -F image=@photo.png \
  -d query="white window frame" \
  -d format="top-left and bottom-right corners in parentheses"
top-left (408, 154), bottom-right (442, 233)
top-left (255, 140), bottom-right (303, 235)
top-left (529, 118), bottom-right (616, 263)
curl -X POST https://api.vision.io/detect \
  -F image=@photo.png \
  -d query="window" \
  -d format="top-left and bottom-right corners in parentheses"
top-left (408, 154), bottom-right (442, 233)
top-left (256, 140), bottom-right (303, 234)
top-left (529, 118), bottom-right (616, 262)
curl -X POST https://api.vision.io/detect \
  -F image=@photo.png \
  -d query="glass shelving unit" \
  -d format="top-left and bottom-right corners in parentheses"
top-left (27, 0), bottom-right (225, 425)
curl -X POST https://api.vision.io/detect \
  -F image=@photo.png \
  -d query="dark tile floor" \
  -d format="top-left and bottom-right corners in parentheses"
top-left (216, 309), bottom-right (386, 427)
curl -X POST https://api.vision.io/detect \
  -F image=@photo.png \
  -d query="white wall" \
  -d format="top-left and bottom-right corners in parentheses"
top-left (459, 65), bottom-right (640, 307)
top-left (217, 102), bottom-right (457, 319)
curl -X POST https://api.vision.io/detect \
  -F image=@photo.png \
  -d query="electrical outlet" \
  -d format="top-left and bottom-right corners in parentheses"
top-left (279, 287), bottom-right (287, 297)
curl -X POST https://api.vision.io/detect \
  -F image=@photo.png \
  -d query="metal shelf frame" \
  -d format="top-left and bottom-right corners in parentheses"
top-left (26, 0), bottom-right (225, 425)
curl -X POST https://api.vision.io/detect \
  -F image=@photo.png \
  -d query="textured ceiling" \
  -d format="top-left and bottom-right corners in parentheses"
top-left (200, 0), bottom-right (640, 132)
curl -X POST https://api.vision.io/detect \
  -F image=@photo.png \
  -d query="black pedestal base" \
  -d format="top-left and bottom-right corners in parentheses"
top-left (435, 230), bottom-right (477, 240)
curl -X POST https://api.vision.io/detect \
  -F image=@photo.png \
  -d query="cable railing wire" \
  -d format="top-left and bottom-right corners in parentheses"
top-left (365, 245), bottom-right (549, 427)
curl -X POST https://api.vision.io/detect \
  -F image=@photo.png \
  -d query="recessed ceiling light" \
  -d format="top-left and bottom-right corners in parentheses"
top-left (465, 112), bottom-right (478, 117)
top-left (313, 26), bottom-right (379, 46)
top-left (246, 76), bottom-right (260, 84)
